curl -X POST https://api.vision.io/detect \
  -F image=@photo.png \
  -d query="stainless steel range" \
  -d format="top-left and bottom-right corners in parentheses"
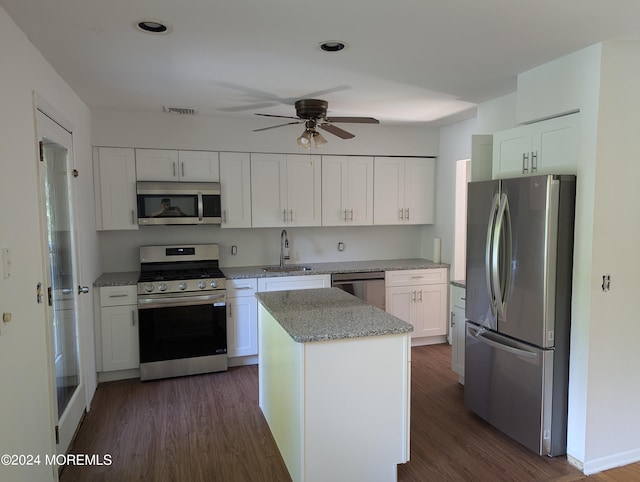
top-left (137, 244), bottom-right (227, 381)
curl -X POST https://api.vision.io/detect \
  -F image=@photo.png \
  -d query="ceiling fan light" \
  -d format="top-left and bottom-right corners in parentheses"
top-left (313, 131), bottom-right (328, 148)
top-left (297, 130), bottom-right (312, 148)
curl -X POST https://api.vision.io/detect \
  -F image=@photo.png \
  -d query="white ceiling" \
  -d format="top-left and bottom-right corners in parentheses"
top-left (3, 0), bottom-right (640, 127)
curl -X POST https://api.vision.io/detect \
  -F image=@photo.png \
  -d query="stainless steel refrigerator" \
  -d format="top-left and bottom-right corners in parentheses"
top-left (464, 174), bottom-right (576, 456)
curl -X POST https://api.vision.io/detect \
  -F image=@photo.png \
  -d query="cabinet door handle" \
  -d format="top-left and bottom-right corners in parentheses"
top-left (181, 162), bottom-right (185, 178)
top-left (289, 210), bottom-right (294, 223)
top-left (405, 208), bottom-right (410, 221)
top-left (522, 153), bottom-right (529, 173)
top-left (222, 209), bottom-right (227, 224)
top-left (283, 210), bottom-right (287, 223)
top-left (399, 208), bottom-right (405, 221)
top-left (411, 291), bottom-right (416, 302)
top-left (131, 310), bottom-right (136, 326)
top-left (109, 294), bottom-right (129, 298)
top-left (228, 304), bottom-right (233, 318)
top-left (531, 151), bottom-right (538, 173)
top-left (419, 290), bottom-right (423, 302)
top-left (131, 210), bottom-right (135, 225)
top-left (350, 209), bottom-right (354, 221)
top-left (451, 312), bottom-right (456, 326)
top-left (173, 161), bottom-right (177, 177)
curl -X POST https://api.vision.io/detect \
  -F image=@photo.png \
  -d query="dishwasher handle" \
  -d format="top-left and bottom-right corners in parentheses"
top-left (331, 271), bottom-right (385, 283)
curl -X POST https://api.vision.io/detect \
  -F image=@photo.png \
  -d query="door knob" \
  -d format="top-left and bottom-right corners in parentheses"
top-left (78, 286), bottom-right (90, 295)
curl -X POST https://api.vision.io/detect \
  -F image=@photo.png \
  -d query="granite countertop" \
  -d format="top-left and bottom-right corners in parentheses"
top-left (93, 271), bottom-right (139, 287)
top-left (222, 258), bottom-right (448, 279)
top-left (93, 259), bottom-right (450, 287)
top-left (256, 287), bottom-right (413, 343)
top-left (450, 279), bottom-right (466, 289)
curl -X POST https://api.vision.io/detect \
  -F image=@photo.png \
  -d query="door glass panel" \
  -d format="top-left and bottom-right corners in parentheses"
top-left (42, 136), bottom-right (80, 418)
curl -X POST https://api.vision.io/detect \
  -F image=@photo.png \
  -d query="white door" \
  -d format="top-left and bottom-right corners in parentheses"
top-left (37, 110), bottom-right (86, 455)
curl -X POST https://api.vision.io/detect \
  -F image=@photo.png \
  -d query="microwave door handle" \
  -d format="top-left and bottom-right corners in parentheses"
top-left (197, 192), bottom-right (203, 221)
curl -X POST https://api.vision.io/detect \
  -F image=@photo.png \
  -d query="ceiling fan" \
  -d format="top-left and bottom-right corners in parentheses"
top-left (252, 99), bottom-right (379, 148)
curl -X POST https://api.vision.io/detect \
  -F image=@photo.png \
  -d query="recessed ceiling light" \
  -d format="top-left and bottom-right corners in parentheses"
top-left (136, 20), bottom-right (172, 34)
top-left (319, 40), bottom-right (348, 52)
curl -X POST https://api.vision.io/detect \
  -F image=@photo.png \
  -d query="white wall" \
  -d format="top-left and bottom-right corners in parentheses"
top-left (92, 110), bottom-right (440, 270)
top-left (422, 117), bottom-right (476, 274)
top-left (582, 40), bottom-right (640, 473)
top-left (0, 7), bottom-right (99, 482)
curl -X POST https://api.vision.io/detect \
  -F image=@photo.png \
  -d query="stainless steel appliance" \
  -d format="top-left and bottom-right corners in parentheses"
top-left (464, 175), bottom-right (576, 456)
top-left (331, 271), bottom-right (386, 310)
top-left (136, 181), bottom-right (221, 225)
top-left (137, 244), bottom-right (227, 381)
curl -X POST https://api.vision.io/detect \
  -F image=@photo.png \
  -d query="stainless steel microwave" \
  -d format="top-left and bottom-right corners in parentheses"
top-left (136, 181), bottom-right (221, 225)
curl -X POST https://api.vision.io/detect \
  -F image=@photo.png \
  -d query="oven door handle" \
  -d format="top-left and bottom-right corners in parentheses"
top-left (138, 293), bottom-right (226, 309)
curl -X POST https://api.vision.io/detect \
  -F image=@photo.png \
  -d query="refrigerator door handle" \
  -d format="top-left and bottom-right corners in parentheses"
top-left (492, 193), bottom-right (512, 319)
top-left (467, 325), bottom-right (538, 359)
top-left (485, 192), bottom-right (501, 316)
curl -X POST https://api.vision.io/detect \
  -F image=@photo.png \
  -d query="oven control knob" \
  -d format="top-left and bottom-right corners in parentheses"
top-left (210, 280), bottom-right (218, 289)
top-left (198, 281), bottom-right (206, 290)
top-left (178, 282), bottom-right (187, 290)
top-left (144, 283), bottom-right (154, 293)
top-left (158, 283), bottom-right (168, 292)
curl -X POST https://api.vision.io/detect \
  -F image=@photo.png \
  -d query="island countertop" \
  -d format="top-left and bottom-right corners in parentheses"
top-left (255, 287), bottom-right (413, 343)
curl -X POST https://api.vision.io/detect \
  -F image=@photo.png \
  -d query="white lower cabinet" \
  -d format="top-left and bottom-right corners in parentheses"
top-left (450, 284), bottom-right (466, 384)
top-left (226, 278), bottom-right (258, 358)
top-left (98, 286), bottom-right (139, 372)
top-left (385, 269), bottom-right (448, 341)
top-left (257, 274), bottom-right (331, 292)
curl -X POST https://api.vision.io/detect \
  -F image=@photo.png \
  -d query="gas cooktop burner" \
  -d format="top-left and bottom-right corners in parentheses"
top-left (138, 267), bottom-right (225, 283)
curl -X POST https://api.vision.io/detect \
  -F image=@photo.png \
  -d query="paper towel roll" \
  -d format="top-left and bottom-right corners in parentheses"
top-left (433, 237), bottom-right (441, 263)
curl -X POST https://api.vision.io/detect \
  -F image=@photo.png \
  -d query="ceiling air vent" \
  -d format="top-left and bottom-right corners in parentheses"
top-left (162, 106), bottom-right (198, 115)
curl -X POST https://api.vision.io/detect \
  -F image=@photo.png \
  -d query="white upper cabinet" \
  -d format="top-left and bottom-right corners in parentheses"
top-left (251, 153), bottom-right (321, 227)
top-left (220, 152), bottom-right (251, 228)
top-left (135, 149), bottom-right (219, 181)
top-left (373, 157), bottom-right (435, 225)
top-left (93, 147), bottom-right (138, 231)
top-left (322, 156), bottom-right (374, 226)
top-left (493, 113), bottom-right (579, 179)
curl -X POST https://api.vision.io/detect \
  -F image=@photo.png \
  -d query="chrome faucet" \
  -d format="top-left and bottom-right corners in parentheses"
top-left (280, 229), bottom-right (290, 268)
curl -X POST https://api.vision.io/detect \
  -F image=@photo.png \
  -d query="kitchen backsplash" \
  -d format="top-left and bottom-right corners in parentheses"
top-left (98, 224), bottom-right (425, 272)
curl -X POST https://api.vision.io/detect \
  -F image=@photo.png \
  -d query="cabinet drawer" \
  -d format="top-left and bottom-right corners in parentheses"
top-left (227, 278), bottom-right (258, 297)
top-left (385, 268), bottom-right (447, 287)
top-left (452, 286), bottom-right (466, 309)
top-left (100, 285), bottom-right (137, 306)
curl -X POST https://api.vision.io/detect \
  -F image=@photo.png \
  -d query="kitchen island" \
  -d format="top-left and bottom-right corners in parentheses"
top-left (256, 288), bottom-right (413, 482)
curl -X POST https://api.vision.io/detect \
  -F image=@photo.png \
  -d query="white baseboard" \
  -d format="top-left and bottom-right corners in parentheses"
top-left (582, 448), bottom-right (640, 475)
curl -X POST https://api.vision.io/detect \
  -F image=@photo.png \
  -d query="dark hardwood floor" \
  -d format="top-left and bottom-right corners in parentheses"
top-left (61, 344), bottom-right (639, 481)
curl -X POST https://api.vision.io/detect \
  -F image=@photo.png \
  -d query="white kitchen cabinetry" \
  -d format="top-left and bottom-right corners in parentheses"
top-left (98, 286), bottom-right (139, 372)
top-left (226, 278), bottom-right (258, 358)
top-left (492, 113), bottom-right (579, 179)
top-left (257, 274), bottom-right (331, 293)
top-left (251, 153), bottom-right (322, 227)
top-left (93, 147), bottom-right (138, 230)
top-left (220, 152), bottom-right (252, 228)
top-left (135, 149), bottom-right (220, 181)
top-left (385, 269), bottom-right (448, 341)
top-left (322, 155), bottom-right (374, 226)
top-left (450, 284), bottom-right (466, 384)
top-left (373, 157), bottom-right (435, 225)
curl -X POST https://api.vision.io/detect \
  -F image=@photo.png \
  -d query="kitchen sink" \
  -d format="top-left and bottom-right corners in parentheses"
top-left (262, 265), bottom-right (313, 273)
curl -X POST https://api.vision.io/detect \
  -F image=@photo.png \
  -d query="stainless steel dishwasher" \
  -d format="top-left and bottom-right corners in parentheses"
top-left (331, 271), bottom-right (386, 310)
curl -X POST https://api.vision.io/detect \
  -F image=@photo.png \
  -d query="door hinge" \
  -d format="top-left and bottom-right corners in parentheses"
top-left (55, 425), bottom-right (59, 444)
top-left (47, 286), bottom-right (53, 307)
top-left (39, 141), bottom-right (44, 162)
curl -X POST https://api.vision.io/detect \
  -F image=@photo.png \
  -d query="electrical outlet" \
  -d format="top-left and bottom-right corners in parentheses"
top-left (338, 242), bottom-right (345, 252)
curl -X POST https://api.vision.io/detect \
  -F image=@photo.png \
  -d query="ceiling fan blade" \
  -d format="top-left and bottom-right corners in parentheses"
top-left (253, 121), bottom-right (303, 132)
top-left (319, 123), bottom-right (355, 139)
top-left (255, 113), bottom-right (301, 120)
top-left (325, 116), bottom-right (380, 124)
top-left (219, 102), bottom-right (281, 112)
